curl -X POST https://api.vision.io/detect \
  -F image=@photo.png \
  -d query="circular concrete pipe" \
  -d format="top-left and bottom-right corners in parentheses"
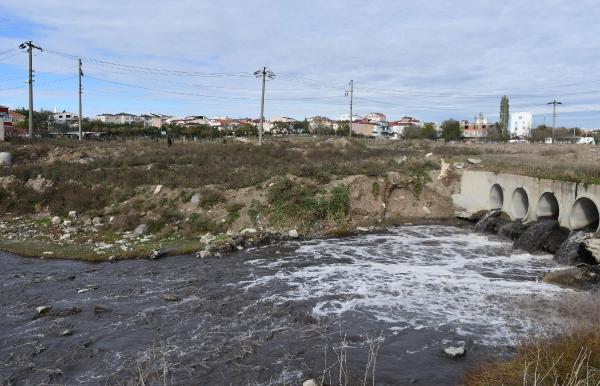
top-left (536, 192), bottom-right (560, 220)
top-left (569, 197), bottom-right (600, 231)
top-left (511, 188), bottom-right (529, 220)
top-left (489, 184), bottom-right (504, 210)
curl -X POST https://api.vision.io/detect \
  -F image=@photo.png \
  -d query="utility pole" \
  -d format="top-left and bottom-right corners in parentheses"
top-left (19, 41), bottom-right (43, 138)
top-left (78, 59), bottom-right (83, 141)
top-left (254, 67), bottom-right (275, 146)
top-left (345, 80), bottom-right (354, 138)
top-left (547, 99), bottom-right (562, 143)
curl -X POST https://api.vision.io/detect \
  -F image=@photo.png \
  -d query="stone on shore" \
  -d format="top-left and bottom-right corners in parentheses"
top-left (92, 217), bottom-right (103, 227)
top-left (190, 193), bottom-right (200, 205)
top-left (153, 185), bottom-right (163, 194)
top-left (51, 216), bottom-right (61, 225)
top-left (288, 229), bottom-right (299, 238)
top-left (134, 224), bottom-right (148, 235)
top-left (0, 152), bottom-right (11, 167)
top-left (467, 158), bottom-right (482, 164)
top-left (68, 210), bottom-right (77, 219)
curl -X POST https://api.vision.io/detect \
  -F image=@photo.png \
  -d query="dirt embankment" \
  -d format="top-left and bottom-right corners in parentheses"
top-left (0, 138), bottom-right (470, 260)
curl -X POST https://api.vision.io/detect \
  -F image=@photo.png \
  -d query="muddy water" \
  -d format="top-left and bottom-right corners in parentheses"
top-left (0, 226), bottom-right (572, 385)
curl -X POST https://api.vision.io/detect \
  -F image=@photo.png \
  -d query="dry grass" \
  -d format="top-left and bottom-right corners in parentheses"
top-left (466, 290), bottom-right (600, 385)
top-left (464, 330), bottom-right (600, 386)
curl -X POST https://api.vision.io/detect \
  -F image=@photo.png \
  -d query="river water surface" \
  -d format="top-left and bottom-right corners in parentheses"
top-left (0, 226), bottom-right (572, 385)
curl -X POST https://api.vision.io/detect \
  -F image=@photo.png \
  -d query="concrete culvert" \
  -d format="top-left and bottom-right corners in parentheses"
top-left (511, 188), bottom-right (529, 220)
top-left (569, 197), bottom-right (600, 231)
top-left (536, 192), bottom-right (560, 220)
top-left (489, 184), bottom-right (504, 210)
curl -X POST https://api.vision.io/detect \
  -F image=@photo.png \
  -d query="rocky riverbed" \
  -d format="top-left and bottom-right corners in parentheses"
top-left (0, 225), bottom-right (578, 385)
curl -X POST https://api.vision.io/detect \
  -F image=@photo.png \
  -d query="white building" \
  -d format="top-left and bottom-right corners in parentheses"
top-left (52, 111), bottom-right (78, 123)
top-left (510, 112), bottom-right (533, 138)
top-left (365, 112), bottom-right (387, 123)
top-left (95, 113), bottom-right (143, 125)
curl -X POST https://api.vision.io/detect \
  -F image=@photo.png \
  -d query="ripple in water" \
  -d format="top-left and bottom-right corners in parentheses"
top-left (243, 225), bottom-right (571, 345)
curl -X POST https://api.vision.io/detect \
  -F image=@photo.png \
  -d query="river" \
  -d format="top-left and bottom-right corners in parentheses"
top-left (0, 225), bottom-right (572, 385)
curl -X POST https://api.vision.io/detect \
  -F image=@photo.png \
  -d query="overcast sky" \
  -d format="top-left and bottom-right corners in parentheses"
top-left (1, 0), bottom-right (600, 127)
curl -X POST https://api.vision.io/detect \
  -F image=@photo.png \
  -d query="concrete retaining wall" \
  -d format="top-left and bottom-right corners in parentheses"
top-left (453, 170), bottom-right (600, 231)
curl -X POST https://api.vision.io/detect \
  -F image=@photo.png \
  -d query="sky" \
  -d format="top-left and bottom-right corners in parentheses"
top-left (1, 0), bottom-right (600, 127)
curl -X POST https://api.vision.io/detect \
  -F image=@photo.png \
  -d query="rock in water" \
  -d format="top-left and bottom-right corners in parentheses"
top-left (498, 222), bottom-right (529, 241)
top-left (148, 249), bottom-right (167, 259)
top-left (514, 220), bottom-right (563, 253)
top-left (0, 152), bottom-right (11, 167)
top-left (36, 306), bottom-right (51, 315)
top-left (443, 346), bottom-right (466, 358)
top-left (474, 210), bottom-right (507, 234)
top-left (555, 232), bottom-right (597, 265)
top-left (303, 380), bottom-right (317, 386)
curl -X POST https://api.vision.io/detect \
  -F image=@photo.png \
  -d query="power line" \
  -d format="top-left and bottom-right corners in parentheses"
top-left (45, 48), bottom-right (253, 78)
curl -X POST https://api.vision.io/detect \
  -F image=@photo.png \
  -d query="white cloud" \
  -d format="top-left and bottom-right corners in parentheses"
top-left (1, 0), bottom-right (600, 126)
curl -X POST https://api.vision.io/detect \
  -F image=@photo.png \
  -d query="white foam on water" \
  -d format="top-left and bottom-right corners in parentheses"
top-left (243, 226), bottom-right (572, 345)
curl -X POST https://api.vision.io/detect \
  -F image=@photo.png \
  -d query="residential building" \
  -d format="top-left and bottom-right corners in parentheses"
top-left (389, 116), bottom-right (423, 138)
top-left (0, 105), bottom-right (16, 137)
top-left (306, 116), bottom-right (334, 132)
top-left (95, 113), bottom-right (143, 125)
top-left (141, 113), bottom-right (171, 128)
top-left (8, 111), bottom-right (25, 124)
top-left (365, 112), bottom-right (387, 123)
top-left (461, 115), bottom-right (491, 140)
top-left (52, 111), bottom-right (78, 124)
top-left (510, 112), bottom-right (533, 138)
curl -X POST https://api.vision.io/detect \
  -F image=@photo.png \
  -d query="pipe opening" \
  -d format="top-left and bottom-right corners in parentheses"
top-left (536, 192), bottom-right (560, 220)
top-left (489, 184), bottom-right (504, 210)
top-left (569, 197), bottom-right (600, 231)
top-left (511, 188), bottom-right (529, 220)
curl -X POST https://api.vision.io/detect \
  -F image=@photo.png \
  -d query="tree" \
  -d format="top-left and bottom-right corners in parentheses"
top-left (441, 119), bottom-right (462, 142)
top-left (235, 123), bottom-right (258, 137)
top-left (499, 95), bottom-right (510, 137)
top-left (530, 125), bottom-right (552, 142)
top-left (402, 125), bottom-right (422, 139)
top-left (421, 122), bottom-right (438, 140)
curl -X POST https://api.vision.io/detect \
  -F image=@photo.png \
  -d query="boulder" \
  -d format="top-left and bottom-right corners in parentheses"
top-left (60, 329), bottom-right (73, 336)
top-left (303, 380), bottom-right (317, 386)
top-left (201, 232), bottom-right (215, 244)
top-left (0, 175), bottom-right (18, 189)
top-left (240, 228), bottom-right (257, 235)
top-left (134, 224), bottom-right (148, 235)
top-left (0, 152), bottom-right (11, 167)
top-left (59, 233), bottom-right (71, 241)
top-left (555, 232), bottom-right (597, 266)
top-left (92, 217), bottom-right (103, 227)
top-left (68, 210), bottom-right (77, 219)
top-left (190, 193), bottom-right (200, 205)
top-left (51, 216), bottom-right (61, 225)
top-left (467, 158), bottom-right (482, 165)
top-left (153, 185), bottom-right (163, 195)
top-left (288, 229), bottom-right (299, 238)
top-left (454, 162), bottom-right (465, 169)
top-left (25, 175), bottom-right (53, 193)
top-left (197, 250), bottom-right (211, 259)
top-left (583, 238), bottom-right (600, 264)
top-left (443, 345), bottom-right (466, 358)
top-left (438, 159), bottom-right (451, 181)
top-left (62, 220), bottom-right (72, 227)
top-left (498, 222), bottom-right (529, 241)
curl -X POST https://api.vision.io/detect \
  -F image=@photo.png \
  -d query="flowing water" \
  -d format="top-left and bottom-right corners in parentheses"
top-left (0, 225), bottom-right (574, 385)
